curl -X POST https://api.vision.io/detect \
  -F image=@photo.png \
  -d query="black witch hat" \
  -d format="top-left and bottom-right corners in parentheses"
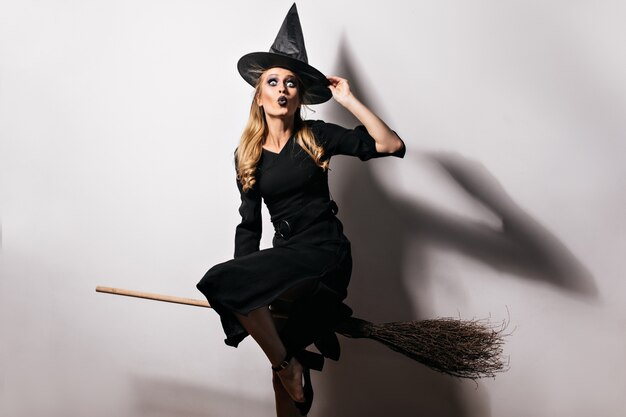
top-left (237, 3), bottom-right (332, 104)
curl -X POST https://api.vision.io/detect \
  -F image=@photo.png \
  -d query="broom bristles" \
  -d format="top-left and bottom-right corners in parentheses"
top-left (336, 316), bottom-right (509, 379)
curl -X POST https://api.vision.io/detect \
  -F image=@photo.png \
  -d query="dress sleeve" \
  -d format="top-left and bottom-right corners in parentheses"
top-left (233, 174), bottom-right (262, 258)
top-left (310, 120), bottom-right (406, 161)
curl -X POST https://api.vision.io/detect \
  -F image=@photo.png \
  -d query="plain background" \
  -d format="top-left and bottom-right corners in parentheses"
top-left (1, 1), bottom-right (625, 416)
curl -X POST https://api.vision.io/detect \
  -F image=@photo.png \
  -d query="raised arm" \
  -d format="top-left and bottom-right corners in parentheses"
top-left (327, 76), bottom-right (404, 154)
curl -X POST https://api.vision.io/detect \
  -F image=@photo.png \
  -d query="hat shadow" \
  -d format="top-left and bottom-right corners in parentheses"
top-left (312, 37), bottom-right (596, 417)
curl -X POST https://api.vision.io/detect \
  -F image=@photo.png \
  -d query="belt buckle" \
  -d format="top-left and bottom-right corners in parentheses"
top-left (278, 219), bottom-right (292, 240)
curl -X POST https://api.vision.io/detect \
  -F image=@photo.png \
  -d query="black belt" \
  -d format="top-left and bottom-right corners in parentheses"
top-left (273, 200), bottom-right (338, 240)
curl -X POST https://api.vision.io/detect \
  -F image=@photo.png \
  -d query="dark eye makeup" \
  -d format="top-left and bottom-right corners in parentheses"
top-left (266, 75), bottom-right (297, 88)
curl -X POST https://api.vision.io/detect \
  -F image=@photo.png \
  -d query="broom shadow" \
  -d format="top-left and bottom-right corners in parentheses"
top-left (314, 37), bottom-right (596, 417)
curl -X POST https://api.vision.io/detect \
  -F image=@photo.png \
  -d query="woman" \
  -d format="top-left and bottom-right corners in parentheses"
top-left (197, 5), bottom-right (404, 416)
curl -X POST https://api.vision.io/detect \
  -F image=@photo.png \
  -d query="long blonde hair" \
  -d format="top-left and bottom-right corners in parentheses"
top-left (236, 73), bottom-right (329, 192)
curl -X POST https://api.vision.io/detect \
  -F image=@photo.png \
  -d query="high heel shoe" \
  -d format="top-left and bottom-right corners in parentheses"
top-left (294, 365), bottom-right (312, 416)
top-left (293, 350), bottom-right (323, 416)
top-left (272, 351), bottom-right (321, 416)
top-left (272, 353), bottom-right (306, 406)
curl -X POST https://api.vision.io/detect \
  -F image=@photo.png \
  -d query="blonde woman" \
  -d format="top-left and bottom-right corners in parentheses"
top-left (197, 5), bottom-right (404, 416)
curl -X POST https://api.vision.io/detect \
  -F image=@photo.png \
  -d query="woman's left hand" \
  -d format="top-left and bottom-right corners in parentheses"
top-left (327, 76), bottom-right (354, 106)
top-left (327, 75), bottom-right (403, 154)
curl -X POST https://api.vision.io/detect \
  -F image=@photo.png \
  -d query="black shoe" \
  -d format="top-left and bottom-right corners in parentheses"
top-left (294, 365), bottom-right (312, 416)
top-left (272, 350), bottom-right (321, 416)
top-left (292, 350), bottom-right (323, 416)
top-left (271, 353), bottom-right (310, 415)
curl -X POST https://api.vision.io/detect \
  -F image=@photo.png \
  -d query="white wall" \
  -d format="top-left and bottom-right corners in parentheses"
top-left (1, 1), bottom-right (624, 416)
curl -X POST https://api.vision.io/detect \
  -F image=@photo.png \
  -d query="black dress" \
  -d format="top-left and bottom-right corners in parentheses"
top-left (197, 120), bottom-right (405, 352)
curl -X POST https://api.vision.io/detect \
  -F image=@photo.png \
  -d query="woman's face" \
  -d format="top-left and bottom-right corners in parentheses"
top-left (256, 67), bottom-right (301, 120)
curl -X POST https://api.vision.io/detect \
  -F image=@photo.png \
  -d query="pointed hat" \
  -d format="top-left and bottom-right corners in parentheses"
top-left (237, 3), bottom-right (331, 104)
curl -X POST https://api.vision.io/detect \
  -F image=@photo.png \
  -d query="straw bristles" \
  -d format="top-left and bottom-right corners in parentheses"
top-left (336, 316), bottom-right (509, 379)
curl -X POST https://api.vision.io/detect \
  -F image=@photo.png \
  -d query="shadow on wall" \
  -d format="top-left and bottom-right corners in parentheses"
top-left (315, 38), bottom-right (597, 417)
top-left (131, 374), bottom-right (274, 417)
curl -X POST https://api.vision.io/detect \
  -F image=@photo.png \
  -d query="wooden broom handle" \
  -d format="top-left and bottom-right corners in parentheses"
top-left (96, 286), bottom-right (211, 308)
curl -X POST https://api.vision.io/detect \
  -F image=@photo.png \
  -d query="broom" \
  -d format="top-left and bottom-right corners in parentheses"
top-left (96, 286), bottom-right (508, 379)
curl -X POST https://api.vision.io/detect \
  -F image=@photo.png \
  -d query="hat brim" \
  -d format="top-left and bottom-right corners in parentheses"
top-left (237, 52), bottom-right (332, 105)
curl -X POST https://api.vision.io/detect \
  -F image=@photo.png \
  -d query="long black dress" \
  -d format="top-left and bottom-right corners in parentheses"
top-left (197, 120), bottom-right (405, 353)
